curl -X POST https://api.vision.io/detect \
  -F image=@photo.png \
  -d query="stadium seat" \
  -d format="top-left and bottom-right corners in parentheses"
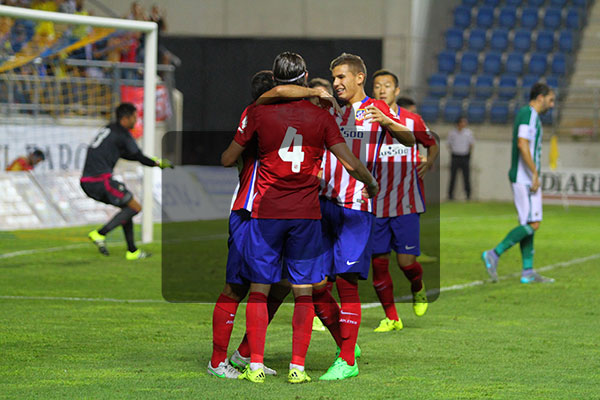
top-left (536, 30), bottom-right (555, 53)
top-left (498, 75), bottom-right (518, 99)
top-left (460, 52), bottom-right (479, 74)
top-left (467, 100), bottom-right (487, 123)
top-left (514, 29), bottom-right (532, 53)
top-left (521, 8), bottom-right (539, 29)
top-left (543, 8), bottom-right (562, 30)
top-left (483, 52), bottom-right (502, 75)
top-left (526, 0), bottom-right (545, 6)
top-left (572, 0), bottom-right (588, 8)
top-left (522, 75), bottom-right (541, 100)
top-left (490, 29), bottom-right (509, 52)
top-left (468, 29), bottom-right (487, 51)
top-left (453, 74), bottom-right (472, 99)
top-left (454, 6), bottom-right (472, 29)
top-left (444, 100), bottom-right (464, 123)
top-left (540, 108), bottom-right (554, 125)
top-left (505, 0), bottom-right (523, 6)
top-left (475, 75), bottom-right (495, 99)
top-left (498, 7), bottom-right (517, 29)
top-left (558, 30), bottom-right (574, 53)
top-left (428, 73), bottom-right (448, 97)
top-left (546, 75), bottom-right (560, 89)
top-left (566, 9), bottom-right (581, 30)
top-left (483, 0), bottom-right (500, 6)
top-left (551, 53), bottom-right (567, 76)
top-left (506, 52), bottom-right (524, 76)
top-left (462, 0), bottom-right (478, 6)
top-left (549, 0), bottom-right (567, 6)
top-left (490, 101), bottom-right (510, 123)
top-left (446, 28), bottom-right (464, 51)
top-left (476, 7), bottom-right (495, 29)
top-left (419, 98), bottom-right (440, 122)
top-left (529, 53), bottom-right (548, 75)
top-left (438, 51), bottom-right (456, 73)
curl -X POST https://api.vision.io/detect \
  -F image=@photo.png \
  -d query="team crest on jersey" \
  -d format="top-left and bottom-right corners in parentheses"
top-left (355, 108), bottom-right (367, 122)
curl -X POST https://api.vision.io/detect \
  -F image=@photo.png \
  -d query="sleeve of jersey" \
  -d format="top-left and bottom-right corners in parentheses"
top-left (414, 116), bottom-right (437, 147)
top-left (233, 107), bottom-right (256, 148)
top-left (517, 124), bottom-right (532, 141)
top-left (375, 101), bottom-right (402, 125)
top-left (323, 113), bottom-right (345, 148)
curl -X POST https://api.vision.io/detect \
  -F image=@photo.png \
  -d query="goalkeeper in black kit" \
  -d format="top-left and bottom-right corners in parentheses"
top-left (80, 103), bottom-right (173, 260)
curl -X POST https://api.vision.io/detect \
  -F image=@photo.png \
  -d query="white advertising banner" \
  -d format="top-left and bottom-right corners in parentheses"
top-left (541, 169), bottom-right (600, 206)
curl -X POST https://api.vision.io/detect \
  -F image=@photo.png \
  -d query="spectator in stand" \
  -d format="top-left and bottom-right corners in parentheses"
top-left (6, 149), bottom-right (45, 171)
top-left (149, 5), bottom-right (167, 32)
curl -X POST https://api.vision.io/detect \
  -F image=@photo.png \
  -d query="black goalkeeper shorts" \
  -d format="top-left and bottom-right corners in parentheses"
top-left (80, 173), bottom-right (133, 208)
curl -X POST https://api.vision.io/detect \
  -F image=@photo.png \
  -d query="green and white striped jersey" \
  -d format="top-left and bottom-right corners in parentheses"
top-left (509, 106), bottom-right (542, 184)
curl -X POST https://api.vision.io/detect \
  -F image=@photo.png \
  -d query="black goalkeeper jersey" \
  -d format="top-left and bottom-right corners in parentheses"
top-left (82, 123), bottom-right (155, 177)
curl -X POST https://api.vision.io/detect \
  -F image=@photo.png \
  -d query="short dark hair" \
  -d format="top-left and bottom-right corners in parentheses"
top-left (456, 115), bottom-right (467, 125)
top-left (372, 69), bottom-right (399, 87)
top-left (272, 52), bottom-right (307, 86)
top-left (396, 97), bottom-right (416, 108)
top-left (308, 78), bottom-right (333, 95)
top-left (116, 103), bottom-right (137, 121)
top-left (330, 53), bottom-right (367, 77)
top-left (32, 148), bottom-right (45, 161)
top-left (530, 82), bottom-right (552, 101)
top-left (251, 70), bottom-right (275, 101)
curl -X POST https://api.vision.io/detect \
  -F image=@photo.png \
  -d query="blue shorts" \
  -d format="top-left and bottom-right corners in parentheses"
top-left (371, 213), bottom-right (420, 256)
top-left (320, 197), bottom-right (374, 280)
top-left (225, 209), bottom-right (251, 285)
top-left (243, 218), bottom-right (324, 285)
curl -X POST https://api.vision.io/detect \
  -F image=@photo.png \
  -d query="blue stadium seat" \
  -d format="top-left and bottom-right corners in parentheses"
top-left (546, 76), bottom-right (559, 89)
top-left (483, 52), bottom-right (502, 75)
top-left (572, 0), bottom-right (588, 8)
top-left (462, 0), bottom-right (478, 6)
top-left (454, 6), bottom-right (472, 29)
top-left (549, 0), bottom-right (567, 6)
top-left (526, 0), bottom-right (545, 6)
top-left (490, 29), bottom-right (509, 52)
top-left (438, 51), bottom-right (456, 73)
top-left (521, 8), bottom-right (539, 29)
top-left (506, 52), bottom-right (525, 76)
top-left (475, 75), bottom-right (494, 99)
top-left (428, 73), bottom-right (448, 97)
top-left (468, 29), bottom-right (487, 51)
top-left (514, 29), bottom-right (532, 53)
top-left (483, 0), bottom-right (500, 6)
top-left (543, 8), bottom-right (562, 30)
top-left (566, 9), bottom-right (581, 30)
top-left (536, 30), bottom-right (555, 53)
top-left (551, 53), bottom-right (567, 76)
top-left (444, 100), bottom-right (464, 123)
top-left (476, 6), bottom-right (495, 29)
top-left (446, 28), bottom-right (464, 51)
top-left (453, 74), bottom-right (472, 99)
top-left (540, 108), bottom-right (554, 125)
top-left (467, 100), bottom-right (487, 123)
top-left (529, 53), bottom-right (548, 75)
top-left (490, 101), bottom-right (510, 123)
top-left (558, 30), bottom-right (574, 53)
top-left (498, 7), bottom-right (517, 29)
top-left (419, 98), bottom-right (440, 122)
top-left (522, 75), bottom-right (541, 100)
top-left (498, 75), bottom-right (518, 99)
top-left (505, 0), bottom-right (523, 5)
top-left (460, 52), bottom-right (479, 74)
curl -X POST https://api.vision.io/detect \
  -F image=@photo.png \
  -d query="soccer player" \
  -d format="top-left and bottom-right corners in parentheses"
top-left (80, 103), bottom-right (172, 260)
top-left (6, 149), bottom-right (45, 171)
top-left (222, 52), bottom-right (380, 384)
top-left (370, 69), bottom-right (439, 332)
top-left (482, 83), bottom-right (556, 284)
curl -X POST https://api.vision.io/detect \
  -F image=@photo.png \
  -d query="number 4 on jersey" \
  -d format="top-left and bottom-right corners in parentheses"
top-left (278, 127), bottom-right (305, 173)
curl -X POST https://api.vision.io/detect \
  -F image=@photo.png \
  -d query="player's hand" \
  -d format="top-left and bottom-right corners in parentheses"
top-left (531, 171), bottom-right (540, 193)
top-left (365, 105), bottom-right (393, 127)
top-left (417, 161), bottom-right (432, 179)
top-left (314, 88), bottom-right (342, 115)
top-left (155, 158), bottom-right (174, 169)
top-left (362, 180), bottom-right (379, 199)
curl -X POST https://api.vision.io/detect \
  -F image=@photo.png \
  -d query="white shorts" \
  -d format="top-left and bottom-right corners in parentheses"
top-left (512, 182), bottom-right (542, 225)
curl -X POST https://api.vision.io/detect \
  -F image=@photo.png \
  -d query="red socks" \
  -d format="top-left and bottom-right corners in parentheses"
top-left (313, 285), bottom-right (343, 347)
top-left (336, 277), bottom-right (361, 366)
top-left (372, 257), bottom-right (399, 321)
top-left (210, 294), bottom-right (240, 368)
top-left (237, 292), bottom-right (286, 358)
top-left (400, 261), bottom-right (424, 292)
top-left (246, 292), bottom-right (268, 364)
top-left (291, 295), bottom-right (314, 366)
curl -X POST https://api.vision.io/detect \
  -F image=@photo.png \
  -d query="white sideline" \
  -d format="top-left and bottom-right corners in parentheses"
top-left (1, 253), bottom-right (598, 305)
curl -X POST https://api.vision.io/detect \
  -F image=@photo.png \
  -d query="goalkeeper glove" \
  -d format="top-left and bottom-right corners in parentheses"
top-left (152, 157), bottom-right (174, 169)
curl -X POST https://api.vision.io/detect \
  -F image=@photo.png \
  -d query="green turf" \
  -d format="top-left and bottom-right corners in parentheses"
top-left (1, 203), bottom-right (599, 399)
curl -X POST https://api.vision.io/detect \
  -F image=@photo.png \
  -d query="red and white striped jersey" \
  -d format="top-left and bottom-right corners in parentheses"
top-left (373, 108), bottom-right (436, 217)
top-left (230, 105), bottom-right (259, 213)
top-left (319, 97), bottom-right (401, 212)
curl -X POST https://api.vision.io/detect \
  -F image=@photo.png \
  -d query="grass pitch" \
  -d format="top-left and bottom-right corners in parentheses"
top-left (1, 203), bottom-right (599, 399)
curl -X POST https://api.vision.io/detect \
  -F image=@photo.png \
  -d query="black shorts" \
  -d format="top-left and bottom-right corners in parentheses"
top-left (80, 174), bottom-right (133, 208)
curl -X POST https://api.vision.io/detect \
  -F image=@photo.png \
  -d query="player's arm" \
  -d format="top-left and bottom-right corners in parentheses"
top-left (517, 136), bottom-right (539, 191)
top-left (416, 123), bottom-right (440, 178)
top-left (328, 142), bottom-right (379, 198)
top-left (122, 135), bottom-right (173, 168)
top-left (221, 140), bottom-right (246, 167)
top-left (256, 85), bottom-right (341, 114)
top-left (222, 110), bottom-right (256, 167)
top-left (365, 105), bottom-right (415, 146)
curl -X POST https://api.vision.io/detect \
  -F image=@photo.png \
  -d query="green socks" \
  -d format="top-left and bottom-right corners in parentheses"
top-left (494, 224), bottom-right (534, 256)
top-left (520, 233), bottom-right (534, 271)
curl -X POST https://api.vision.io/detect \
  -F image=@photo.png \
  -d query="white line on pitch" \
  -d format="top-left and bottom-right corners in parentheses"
top-left (0, 295), bottom-right (164, 303)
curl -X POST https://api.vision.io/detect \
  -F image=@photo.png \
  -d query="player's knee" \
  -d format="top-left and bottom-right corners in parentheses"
top-left (529, 222), bottom-right (540, 231)
top-left (222, 283), bottom-right (248, 301)
top-left (312, 278), bottom-right (329, 291)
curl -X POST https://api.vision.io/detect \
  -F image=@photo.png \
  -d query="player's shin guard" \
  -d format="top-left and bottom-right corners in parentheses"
top-left (237, 292), bottom-right (286, 358)
top-left (98, 206), bottom-right (138, 236)
top-left (372, 258), bottom-right (399, 321)
top-left (400, 261), bottom-right (424, 293)
top-left (291, 295), bottom-right (314, 367)
top-left (313, 285), bottom-right (343, 347)
top-left (495, 224), bottom-right (534, 256)
top-left (520, 233), bottom-right (534, 271)
top-left (211, 294), bottom-right (240, 368)
top-left (336, 277), bottom-right (361, 366)
top-left (246, 292), bottom-right (268, 364)
top-left (122, 219), bottom-right (136, 253)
